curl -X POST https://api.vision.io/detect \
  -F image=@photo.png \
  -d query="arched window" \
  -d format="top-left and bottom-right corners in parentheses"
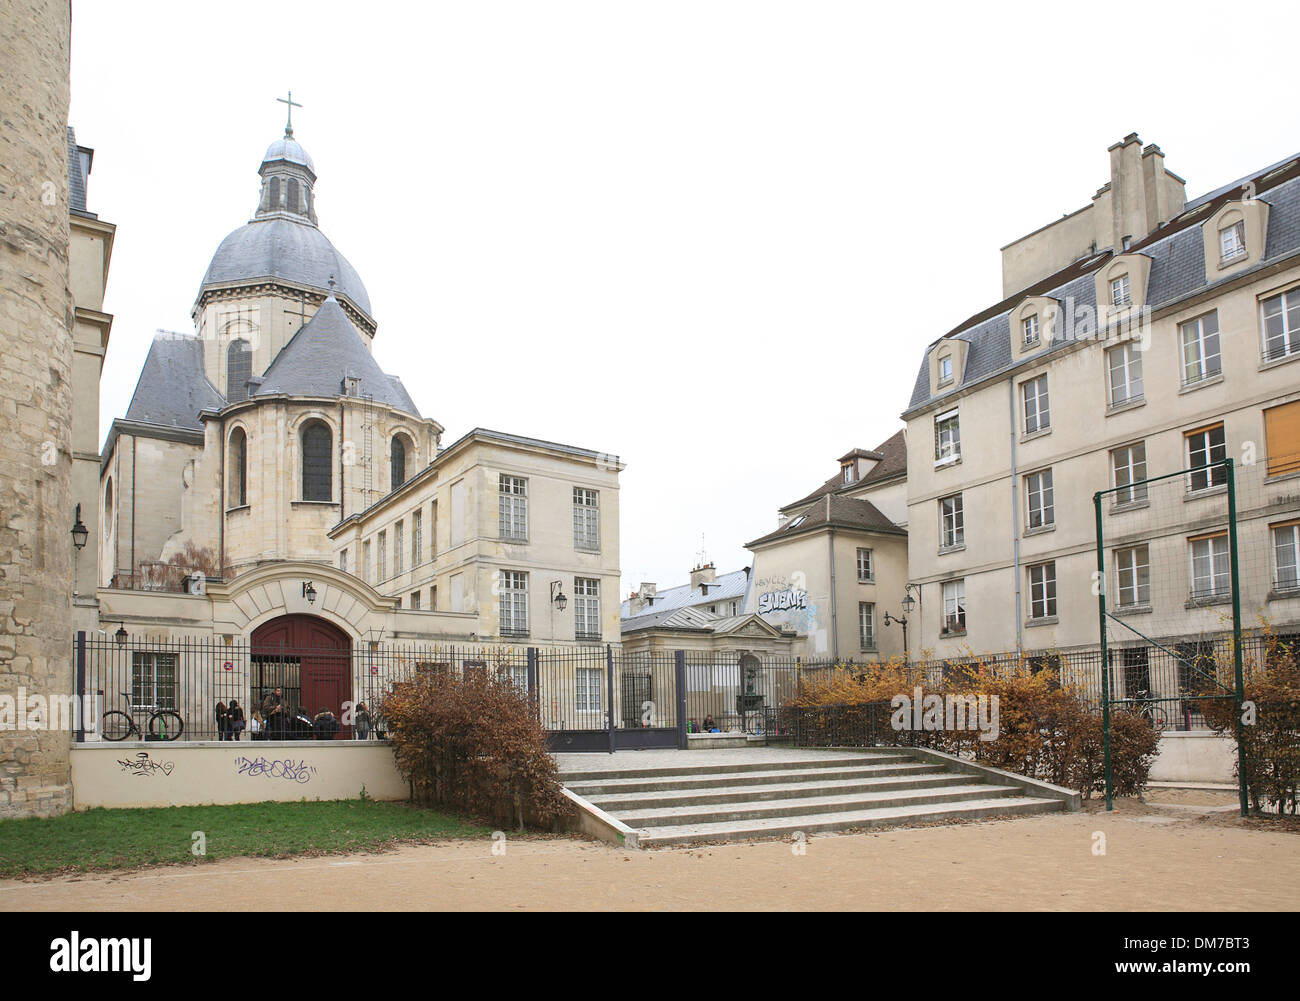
top-left (104, 477), bottom-right (113, 522)
top-left (390, 435), bottom-right (408, 492)
top-left (228, 428), bottom-right (247, 507)
top-left (301, 421), bottom-right (333, 502)
top-left (226, 339), bottom-right (251, 403)
top-left (286, 178), bottom-right (300, 214)
top-left (268, 176), bottom-right (281, 210)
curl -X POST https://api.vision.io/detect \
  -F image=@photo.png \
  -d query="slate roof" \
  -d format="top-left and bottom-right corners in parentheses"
top-left (66, 127), bottom-right (90, 216)
top-left (780, 429), bottom-right (907, 512)
top-left (906, 153), bottom-right (1300, 414)
top-left (748, 493), bottom-right (904, 549)
top-left (124, 336), bottom-right (225, 430)
top-left (254, 296), bottom-right (420, 416)
top-left (620, 568), bottom-right (752, 621)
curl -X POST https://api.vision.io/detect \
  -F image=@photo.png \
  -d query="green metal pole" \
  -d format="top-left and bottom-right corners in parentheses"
top-left (1095, 491), bottom-right (1113, 812)
top-left (1224, 459), bottom-right (1249, 817)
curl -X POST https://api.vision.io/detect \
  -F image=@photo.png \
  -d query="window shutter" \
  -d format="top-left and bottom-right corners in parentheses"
top-left (1264, 400), bottom-right (1300, 476)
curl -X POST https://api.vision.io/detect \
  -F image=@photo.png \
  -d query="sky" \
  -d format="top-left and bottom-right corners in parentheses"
top-left (71, 0), bottom-right (1300, 600)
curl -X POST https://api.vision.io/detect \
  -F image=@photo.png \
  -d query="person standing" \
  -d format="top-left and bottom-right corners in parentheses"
top-left (215, 701), bottom-right (230, 741)
top-left (228, 699), bottom-right (246, 741)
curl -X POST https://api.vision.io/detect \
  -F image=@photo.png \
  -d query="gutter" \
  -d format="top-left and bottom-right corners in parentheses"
top-left (1008, 376), bottom-right (1022, 656)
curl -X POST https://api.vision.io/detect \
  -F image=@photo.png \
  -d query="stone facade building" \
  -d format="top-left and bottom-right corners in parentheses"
top-left (0, 0), bottom-right (77, 818)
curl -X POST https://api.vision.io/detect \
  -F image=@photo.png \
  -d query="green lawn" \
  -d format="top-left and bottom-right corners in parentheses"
top-left (0, 799), bottom-right (493, 878)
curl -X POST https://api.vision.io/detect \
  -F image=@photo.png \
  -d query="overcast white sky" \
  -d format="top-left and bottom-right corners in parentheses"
top-left (71, 1), bottom-right (1300, 599)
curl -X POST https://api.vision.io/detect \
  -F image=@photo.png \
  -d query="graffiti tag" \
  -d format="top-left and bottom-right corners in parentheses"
top-left (757, 588), bottom-right (808, 614)
top-left (235, 755), bottom-right (316, 784)
top-left (117, 751), bottom-right (174, 777)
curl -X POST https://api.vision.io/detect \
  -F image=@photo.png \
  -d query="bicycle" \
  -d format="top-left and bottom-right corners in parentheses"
top-left (100, 691), bottom-right (185, 741)
top-left (1129, 689), bottom-right (1168, 729)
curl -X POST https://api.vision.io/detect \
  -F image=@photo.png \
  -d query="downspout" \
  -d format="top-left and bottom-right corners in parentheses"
top-left (338, 399), bottom-right (346, 523)
top-left (130, 436), bottom-right (137, 588)
top-left (1008, 375), bottom-right (1022, 657)
top-left (218, 415), bottom-right (226, 575)
top-left (826, 494), bottom-right (839, 661)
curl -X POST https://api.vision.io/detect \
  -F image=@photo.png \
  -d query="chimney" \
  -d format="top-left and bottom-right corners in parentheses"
top-left (690, 563), bottom-right (716, 590)
top-left (627, 582), bottom-right (657, 616)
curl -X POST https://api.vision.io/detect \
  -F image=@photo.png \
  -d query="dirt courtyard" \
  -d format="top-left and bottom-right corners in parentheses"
top-left (2, 792), bottom-right (1296, 911)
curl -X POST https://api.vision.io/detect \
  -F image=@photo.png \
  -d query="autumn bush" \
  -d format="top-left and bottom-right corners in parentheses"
top-left (379, 666), bottom-right (570, 830)
top-left (785, 657), bottom-right (1160, 799)
top-left (1202, 631), bottom-right (1300, 814)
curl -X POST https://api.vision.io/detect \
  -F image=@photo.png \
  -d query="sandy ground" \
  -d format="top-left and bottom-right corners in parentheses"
top-left (2, 792), bottom-right (1296, 911)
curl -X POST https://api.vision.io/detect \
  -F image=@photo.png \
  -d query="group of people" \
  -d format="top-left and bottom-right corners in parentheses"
top-left (213, 688), bottom-right (376, 740)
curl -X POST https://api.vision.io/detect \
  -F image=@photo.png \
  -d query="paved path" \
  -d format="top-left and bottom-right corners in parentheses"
top-left (2, 801), bottom-right (1295, 911)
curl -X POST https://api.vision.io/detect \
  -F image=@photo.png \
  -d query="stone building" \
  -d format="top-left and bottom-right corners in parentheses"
top-left (902, 135), bottom-right (1300, 659)
top-left (0, 0), bottom-right (76, 818)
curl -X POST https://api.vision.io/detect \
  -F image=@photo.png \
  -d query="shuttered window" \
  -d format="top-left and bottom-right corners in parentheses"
top-left (1263, 400), bottom-right (1300, 477)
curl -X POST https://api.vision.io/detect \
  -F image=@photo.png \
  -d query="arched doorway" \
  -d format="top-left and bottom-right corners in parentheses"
top-left (251, 614), bottom-right (352, 738)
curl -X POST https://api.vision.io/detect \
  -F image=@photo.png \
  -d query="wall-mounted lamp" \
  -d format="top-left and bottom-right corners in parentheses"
top-left (302, 580), bottom-right (317, 605)
top-left (550, 580), bottom-right (568, 612)
top-left (71, 504), bottom-right (88, 551)
top-left (114, 624), bottom-right (128, 647)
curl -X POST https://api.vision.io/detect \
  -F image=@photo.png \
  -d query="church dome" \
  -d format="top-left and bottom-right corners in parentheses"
top-left (196, 128), bottom-right (372, 320)
top-left (200, 218), bottom-right (372, 317)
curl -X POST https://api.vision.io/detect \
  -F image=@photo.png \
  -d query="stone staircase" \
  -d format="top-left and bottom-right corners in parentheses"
top-left (561, 749), bottom-right (1070, 847)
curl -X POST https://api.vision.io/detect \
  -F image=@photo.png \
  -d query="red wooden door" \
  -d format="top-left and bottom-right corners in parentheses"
top-left (251, 615), bottom-right (351, 738)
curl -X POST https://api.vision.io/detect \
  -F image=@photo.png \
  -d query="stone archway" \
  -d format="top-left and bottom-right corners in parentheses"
top-left (251, 614), bottom-right (351, 738)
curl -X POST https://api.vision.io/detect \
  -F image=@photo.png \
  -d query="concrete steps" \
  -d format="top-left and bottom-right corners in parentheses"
top-left (560, 749), bottom-right (1069, 847)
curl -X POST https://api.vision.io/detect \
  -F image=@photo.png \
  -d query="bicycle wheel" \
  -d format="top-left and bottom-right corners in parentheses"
top-left (100, 711), bottom-right (134, 741)
top-left (1148, 705), bottom-right (1169, 729)
top-left (148, 711), bottom-right (185, 741)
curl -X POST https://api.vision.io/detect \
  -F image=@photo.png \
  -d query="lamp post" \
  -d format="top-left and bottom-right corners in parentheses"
top-left (71, 504), bottom-right (88, 550)
top-left (883, 586), bottom-right (917, 663)
top-left (302, 581), bottom-right (317, 605)
top-left (549, 580), bottom-right (568, 611)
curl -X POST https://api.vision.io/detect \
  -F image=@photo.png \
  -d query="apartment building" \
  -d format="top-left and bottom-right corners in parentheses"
top-left (902, 135), bottom-right (1300, 658)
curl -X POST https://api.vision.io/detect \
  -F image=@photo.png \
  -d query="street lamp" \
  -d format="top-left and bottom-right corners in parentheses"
top-left (71, 504), bottom-right (88, 550)
top-left (884, 585), bottom-right (917, 663)
top-left (302, 581), bottom-right (317, 605)
top-left (114, 624), bottom-right (128, 647)
top-left (549, 580), bottom-right (568, 612)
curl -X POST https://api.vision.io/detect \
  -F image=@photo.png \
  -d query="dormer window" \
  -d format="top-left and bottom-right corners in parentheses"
top-left (1220, 220), bottom-right (1246, 263)
top-left (938, 354), bottom-right (953, 383)
top-left (1110, 274), bottom-right (1131, 308)
top-left (1022, 314), bottom-right (1040, 347)
top-left (842, 462), bottom-right (856, 485)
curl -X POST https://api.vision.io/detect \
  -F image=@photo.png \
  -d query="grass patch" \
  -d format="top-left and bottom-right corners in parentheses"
top-left (0, 799), bottom-right (493, 878)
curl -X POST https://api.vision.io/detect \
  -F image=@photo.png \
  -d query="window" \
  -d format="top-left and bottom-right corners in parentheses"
top-left (1267, 520), bottom-right (1298, 595)
top-left (226, 339), bottom-right (251, 403)
top-left (1264, 401), bottom-right (1300, 477)
top-left (939, 494), bottom-right (965, 549)
top-left (576, 667), bottom-right (603, 712)
top-left (499, 570), bottom-right (529, 636)
top-left (1220, 220), bottom-right (1246, 262)
top-left (430, 585), bottom-right (437, 611)
top-left (394, 521), bottom-right (404, 575)
top-left (377, 531), bottom-right (386, 581)
top-left (574, 577), bottom-right (601, 641)
top-left (573, 487), bottom-right (600, 551)
top-left (362, 540), bottom-right (371, 584)
top-left (1024, 469), bottom-right (1054, 529)
top-left (410, 590), bottom-right (421, 610)
top-left (1027, 562), bottom-right (1056, 619)
top-left (339, 548), bottom-right (348, 574)
top-left (228, 428), bottom-right (247, 507)
top-left (1180, 312), bottom-right (1222, 385)
top-left (1022, 375), bottom-right (1050, 434)
top-left (842, 463), bottom-right (856, 484)
top-left (286, 178), bottom-right (300, 213)
top-left (267, 176), bottom-right (281, 210)
top-left (941, 579), bottom-right (966, 635)
top-left (1112, 442), bottom-right (1148, 505)
top-left (430, 500), bottom-right (438, 558)
top-left (1115, 545), bottom-right (1150, 608)
top-left (1186, 424), bottom-right (1227, 492)
top-left (1110, 274), bottom-right (1130, 307)
top-left (938, 354), bottom-right (953, 383)
top-left (409, 510), bottom-right (421, 567)
top-left (934, 409), bottom-right (960, 462)
top-left (131, 652), bottom-right (177, 711)
top-left (1022, 314), bottom-right (1040, 346)
top-left (1262, 287), bottom-right (1300, 362)
top-left (300, 421), bottom-right (332, 501)
top-left (1107, 342), bottom-right (1143, 406)
top-left (1190, 534), bottom-right (1230, 600)
top-left (499, 475), bottom-right (528, 542)
top-left (857, 602), bottom-right (876, 650)
top-left (856, 547), bottom-right (874, 582)
top-left (390, 436), bottom-right (408, 492)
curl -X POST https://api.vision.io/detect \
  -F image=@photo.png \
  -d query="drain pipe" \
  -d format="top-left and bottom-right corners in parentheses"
top-left (827, 494), bottom-right (839, 661)
top-left (1008, 375), bottom-right (1023, 657)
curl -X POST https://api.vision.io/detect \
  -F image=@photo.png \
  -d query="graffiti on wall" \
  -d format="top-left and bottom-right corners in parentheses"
top-left (117, 751), bottom-right (174, 777)
top-left (235, 755), bottom-right (317, 784)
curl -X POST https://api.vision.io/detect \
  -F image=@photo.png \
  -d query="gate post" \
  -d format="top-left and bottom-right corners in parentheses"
top-left (1224, 459), bottom-right (1249, 817)
top-left (1095, 490), bottom-right (1113, 812)
top-left (674, 650), bottom-right (687, 750)
top-left (75, 631), bottom-right (86, 743)
top-left (526, 647), bottom-right (538, 706)
top-left (606, 644), bottom-right (616, 754)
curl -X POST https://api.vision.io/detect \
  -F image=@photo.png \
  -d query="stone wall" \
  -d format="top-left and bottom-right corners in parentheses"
top-left (0, 0), bottom-right (75, 818)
